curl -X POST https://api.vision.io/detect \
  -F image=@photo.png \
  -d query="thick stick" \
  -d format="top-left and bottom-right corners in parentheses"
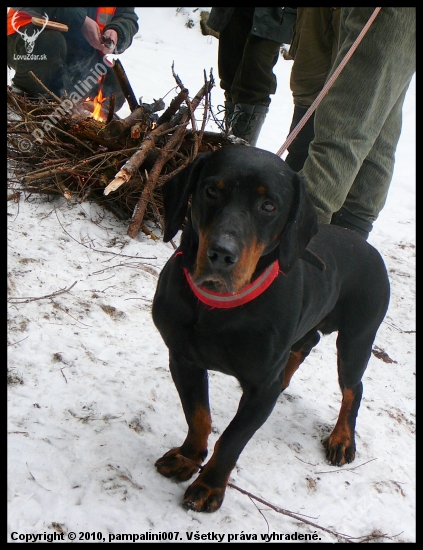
top-left (103, 105), bottom-right (148, 139)
top-left (105, 93), bottom-right (116, 125)
top-left (112, 59), bottom-right (138, 112)
top-left (103, 118), bottom-right (174, 195)
top-left (156, 88), bottom-right (188, 126)
top-left (32, 17), bottom-right (68, 32)
top-left (104, 79), bottom-right (211, 198)
top-left (125, 81), bottom-right (213, 238)
top-left (126, 125), bottom-right (188, 239)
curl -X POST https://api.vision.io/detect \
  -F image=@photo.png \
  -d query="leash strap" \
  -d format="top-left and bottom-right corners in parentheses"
top-left (276, 7), bottom-right (382, 158)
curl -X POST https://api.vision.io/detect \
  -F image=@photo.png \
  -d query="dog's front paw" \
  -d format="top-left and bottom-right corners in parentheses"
top-left (323, 435), bottom-right (356, 466)
top-left (183, 480), bottom-right (226, 513)
top-left (155, 448), bottom-right (201, 481)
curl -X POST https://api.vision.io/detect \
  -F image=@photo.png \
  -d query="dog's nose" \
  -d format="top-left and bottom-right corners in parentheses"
top-left (207, 238), bottom-right (239, 270)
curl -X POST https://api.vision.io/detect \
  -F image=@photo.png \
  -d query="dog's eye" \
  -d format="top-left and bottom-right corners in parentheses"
top-left (261, 200), bottom-right (276, 212)
top-left (205, 186), bottom-right (219, 199)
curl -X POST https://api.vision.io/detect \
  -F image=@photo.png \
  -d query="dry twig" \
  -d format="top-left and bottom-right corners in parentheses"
top-left (7, 281), bottom-right (78, 304)
top-left (175, 454), bottom-right (396, 543)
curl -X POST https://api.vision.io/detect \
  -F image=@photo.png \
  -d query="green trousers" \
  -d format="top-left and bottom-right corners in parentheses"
top-left (293, 8), bottom-right (415, 225)
top-left (289, 8), bottom-right (340, 110)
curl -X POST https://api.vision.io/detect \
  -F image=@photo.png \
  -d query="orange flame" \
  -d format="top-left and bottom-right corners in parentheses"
top-left (91, 87), bottom-right (106, 121)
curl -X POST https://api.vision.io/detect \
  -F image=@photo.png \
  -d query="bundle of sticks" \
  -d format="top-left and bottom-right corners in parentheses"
top-left (7, 62), bottom-right (235, 239)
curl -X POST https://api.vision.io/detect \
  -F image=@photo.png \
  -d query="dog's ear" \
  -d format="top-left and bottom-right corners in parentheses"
top-left (279, 173), bottom-right (319, 273)
top-left (161, 152), bottom-right (212, 242)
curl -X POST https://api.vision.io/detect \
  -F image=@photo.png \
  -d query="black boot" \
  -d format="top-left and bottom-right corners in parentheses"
top-left (285, 106), bottom-right (315, 172)
top-left (229, 103), bottom-right (268, 147)
top-left (224, 100), bottom-right (235, 133)
top-left (331, 207), bottom-right (373, 240)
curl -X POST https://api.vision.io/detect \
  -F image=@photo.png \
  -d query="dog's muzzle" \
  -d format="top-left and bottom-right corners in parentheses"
top-left (206, 235), bottom-right (239, 272)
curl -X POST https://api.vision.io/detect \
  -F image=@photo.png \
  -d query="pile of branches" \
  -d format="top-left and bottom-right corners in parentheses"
top-left (7, 63), bottom-right (234, 239)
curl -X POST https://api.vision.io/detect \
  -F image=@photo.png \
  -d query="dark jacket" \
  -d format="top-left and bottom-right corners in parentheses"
top-left (207, 7), bottom-right (297, 44)
top-left (11, 8), bottom-right (139, 53)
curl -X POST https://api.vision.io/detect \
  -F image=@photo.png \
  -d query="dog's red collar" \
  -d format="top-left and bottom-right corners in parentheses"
top-left (183, 260), bottom-right (281, 309)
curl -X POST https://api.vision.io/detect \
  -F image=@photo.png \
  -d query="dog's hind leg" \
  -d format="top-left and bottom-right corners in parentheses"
top-left (324, 246), bottom-right (390, 466)
top-left (280, 330), bottom-right (321, 392)
top-left (324, 327), bottom-right (378, 466)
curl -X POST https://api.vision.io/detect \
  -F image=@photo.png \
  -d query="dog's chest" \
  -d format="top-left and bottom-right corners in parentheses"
top-left (182, 312), bottom-right (288, 380)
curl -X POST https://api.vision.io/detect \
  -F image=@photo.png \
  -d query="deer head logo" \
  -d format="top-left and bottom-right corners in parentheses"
top-left (12, 11), bottom-right (49, 54)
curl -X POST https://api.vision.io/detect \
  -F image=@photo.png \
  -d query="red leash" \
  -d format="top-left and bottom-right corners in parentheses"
top-left (276, 7), bottom-right (382, 158)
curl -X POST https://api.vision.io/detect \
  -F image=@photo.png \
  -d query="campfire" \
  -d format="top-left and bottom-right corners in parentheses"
top-left (7, 61), bottom-right (235, 240)
top-left (88, 75), bottom-right (108, 122)
top-left (90, 89), bottom-right (105, 121)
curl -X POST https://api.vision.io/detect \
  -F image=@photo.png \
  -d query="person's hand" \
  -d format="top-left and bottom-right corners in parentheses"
top-left (99, 29), bottom-right (118, 54)
top-left (81, 16), bottom-right (103, 50)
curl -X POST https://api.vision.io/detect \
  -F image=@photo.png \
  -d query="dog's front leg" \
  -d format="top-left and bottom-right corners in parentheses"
top-left (155, 354), bottom-right (211, 482)
top-left (183, 379), bottom-right (282, 512)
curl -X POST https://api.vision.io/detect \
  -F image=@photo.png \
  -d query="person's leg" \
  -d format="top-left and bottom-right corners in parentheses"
top-left (217, 7), bottom-right (254, 103)
top-left (339, 81), bottom-right (411, 225)
top-left (228, 33), bottom-right (281, 145)
top-left (216, 8), bottom-right (253, 131)
top-left (230, 34), bottom-right (280, 107)
top-left (285, 108), bottom-right (315, 172)
top-left (289, 8), bottom-right (339, 110)
top-left (285, 8), bottom-right (339, 171)
top-left (8, 28), bottom-right (67, 97)
top-left (300, 7), bottom-right (416, 225)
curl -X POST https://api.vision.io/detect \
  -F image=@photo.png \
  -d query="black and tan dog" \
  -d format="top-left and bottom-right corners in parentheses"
top-left (152, 145), bottom-right (390, 512)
